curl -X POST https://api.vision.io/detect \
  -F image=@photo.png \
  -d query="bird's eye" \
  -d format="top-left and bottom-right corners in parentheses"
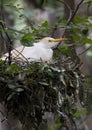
top-left (49, 40), bottom-right (52, 42)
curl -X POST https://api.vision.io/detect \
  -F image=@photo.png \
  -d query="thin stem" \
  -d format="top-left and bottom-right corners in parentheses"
top-left (67, 0), bottom-right (85, 26)
top-left (58, 0), bottom-right (72, 22)
top-left (52, 0), bottom-right (72, 37)
top-left (79, 45), bottom-right (92, 56)
top-left (7, 27), bottom-right (26, 34)
top-left (0, 0), bottom-right (13, 64)
top-left (55, 0), bottom-right (85, 49)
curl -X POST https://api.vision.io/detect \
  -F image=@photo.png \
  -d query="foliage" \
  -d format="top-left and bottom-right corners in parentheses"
top-left (0, 58), bottom-right (85, 129)
top-left (0, 0), bottom-right (92, 129)
top-left (20, 21), bottom-right (50, 46)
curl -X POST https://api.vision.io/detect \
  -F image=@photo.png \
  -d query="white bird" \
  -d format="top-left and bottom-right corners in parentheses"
top-left (1, 37), bottom-right (67, 62)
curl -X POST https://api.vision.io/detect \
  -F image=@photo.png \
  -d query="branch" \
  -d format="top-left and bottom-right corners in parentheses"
top-left (55, 0), bottom-right (85, 49)
top-left (7, 27), bottom-right (26, 34)
top-left (58, 0), bottom-right (72, 22)
top-left (67, 0), bottom-right (85, 25)
top-left (0, 0), bottom-right (13, 64)
top-left (79, 45), bottom-right (92, 56)
top-left (57, 110), bottom-right (77, 130)
top-left (52, 0), bottom-right (72, 37)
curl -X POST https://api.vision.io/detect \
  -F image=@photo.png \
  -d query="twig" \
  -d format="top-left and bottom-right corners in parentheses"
top-left (79, 45), bottom-right (92, 56)
top-left (67, 0), bottom-right (85, 26)
top-left (12, 46), bottom-right (30, 63)
top-left (3, 46), bottom-right (30, 64)
top-left (55, 0), bottom-right (85, 49)
top-left (7, 27), bottom-right (26, 34)
top-left (0, 110), bottom-right (7, 123)
top-left (57, 110), bottom-right (77, 130)
top-left (0, 0), bottom-right (13, 64)
top-left (52, 0), bottom-right (72, 37)
top-left (58, 0), bottom-right (72, 22)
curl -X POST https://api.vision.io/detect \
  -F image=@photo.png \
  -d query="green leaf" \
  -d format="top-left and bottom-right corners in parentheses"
top-left (74, 16), bottom-right (88, 24)
top-left (19, 14), bottom-right (24, 17)
top-left (5, 64), bottom-right (21, 73)
top-left (74, 109), bottom-right (86, 117)
top-left (7, 93), bottom-right (15, 101)
top-left (0, 20), bottom-right (5, 24)
top-left (21, 33), bottom-right (34, 46)
top-left (8, 84), bottom-right (16, 89)
top-left (82, 37), bottom-right (92, 44)
top-left (0, 59), bottom-right (5, 64)
top-left (41, 21), bottom-right (48, 27)
top-left (73, 33), bottom-right (92, 44)
top-left (8, 84), bottom-right (24, 92)
top-left (15, 87), bottom-right (24, 92)
top-left (84, 0), bottom-right (92, 5)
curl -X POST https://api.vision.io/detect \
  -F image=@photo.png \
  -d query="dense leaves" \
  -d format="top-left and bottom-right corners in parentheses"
top-left (0, 0), bottom-right (91, 129)
top-left (0, 59), bottom-right (85, 129)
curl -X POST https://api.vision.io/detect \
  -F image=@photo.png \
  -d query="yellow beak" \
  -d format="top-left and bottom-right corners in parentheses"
top-left (50, 38), bottom-right (67, 42)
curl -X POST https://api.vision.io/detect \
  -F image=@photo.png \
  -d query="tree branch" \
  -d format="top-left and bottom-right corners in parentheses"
top-left (67, 0), bottom-right (85, 26)
top-left (59, 0), bottom-right (73, 22)
top-left (79, 45), bottom-right (92, 56)
top-left (0, 0), bottom-right (13, 64)
top-left (52, 0), bottom-right (72, 37)
top-left (7, 27), bottom-right (26, 34)
top-left (55, 0), bottom-right (85, 49)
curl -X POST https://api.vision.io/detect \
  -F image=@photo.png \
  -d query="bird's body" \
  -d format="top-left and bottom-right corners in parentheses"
top-left (1, 37), bottom-right (67, 62)
top-left (10, 44), bottom-right (53, 62)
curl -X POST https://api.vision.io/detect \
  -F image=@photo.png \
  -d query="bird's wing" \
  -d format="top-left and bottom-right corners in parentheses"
top-left (20, 46), bottom-right (53, 62)
top-left (1, 46), bottom-right (53, 62)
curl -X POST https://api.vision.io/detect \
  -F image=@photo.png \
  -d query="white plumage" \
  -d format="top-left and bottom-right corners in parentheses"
top-left (1, 37), bottom-right (67, 62)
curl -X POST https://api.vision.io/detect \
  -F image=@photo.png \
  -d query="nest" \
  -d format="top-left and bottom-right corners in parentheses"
top-left (0, 58), bottom-right (85, 129)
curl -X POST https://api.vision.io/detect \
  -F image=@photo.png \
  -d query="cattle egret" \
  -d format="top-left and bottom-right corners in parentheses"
top-left (1, 37), bottom-right (67, 62)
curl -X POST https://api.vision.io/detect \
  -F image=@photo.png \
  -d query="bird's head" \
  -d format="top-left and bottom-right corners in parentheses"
top-left (38, 37), bottom-right (67, 48)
